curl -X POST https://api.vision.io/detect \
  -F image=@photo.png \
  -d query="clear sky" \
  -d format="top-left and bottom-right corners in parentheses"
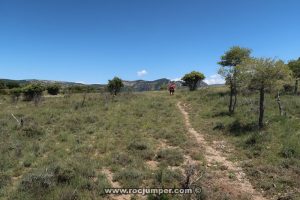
top-left (1, 0), bottom-right (300, 84)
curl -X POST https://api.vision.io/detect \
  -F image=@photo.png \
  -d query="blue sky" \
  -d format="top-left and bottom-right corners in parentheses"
top-left (1, 0), bottom-right (300, 84)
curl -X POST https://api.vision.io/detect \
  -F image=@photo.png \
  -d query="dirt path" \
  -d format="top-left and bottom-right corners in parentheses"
top-left (177, 102), bottom-right (267, 200)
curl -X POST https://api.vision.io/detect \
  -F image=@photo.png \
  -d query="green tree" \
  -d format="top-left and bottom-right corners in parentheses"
top-left (23, 83), bottom-right (45, 101)
top-left (238, 58), bottom-right (291, 129)
top-left (107, 77), bottom-right (124, 95)
top-left (218, 46), bottom-right (252, 114)
top-left (10, 88), bottom-right (23, 103)
top-left (288, 58), bottom-right (300, 95)
top-left (0, 81), bottom-right (6, 89)
top-left (47, 83), bottom-right (61, 95)
top-left (181, 71), bottom-right (205, 91)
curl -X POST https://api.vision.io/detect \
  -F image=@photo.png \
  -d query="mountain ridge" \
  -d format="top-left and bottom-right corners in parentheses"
top-left (0, 78), bottom-right (209, 92)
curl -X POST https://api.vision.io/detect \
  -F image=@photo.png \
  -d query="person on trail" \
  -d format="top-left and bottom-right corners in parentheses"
top-left (168, 82), bottom-right (176, 96)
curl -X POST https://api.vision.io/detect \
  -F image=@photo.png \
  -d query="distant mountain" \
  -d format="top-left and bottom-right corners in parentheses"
top-left (122, 78), bottom-right (208, 91)
top-left (0, 78), bottom-right (208, 92)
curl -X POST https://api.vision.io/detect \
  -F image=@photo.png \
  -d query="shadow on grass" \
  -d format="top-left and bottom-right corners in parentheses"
top-left (212, 111), bottom-right (231, 117)
top-left (228, 120), bottom-right (258, 136)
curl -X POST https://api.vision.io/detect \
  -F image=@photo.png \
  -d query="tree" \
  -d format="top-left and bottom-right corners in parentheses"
top-left (238, 58), bottom-right (291, 129)
top-left (23, 83), bottom-right (45, 101)
top-left (107, 77), bottom-right (124, 95)
top-left (218, 46), bottom-right (252, 114)
top-left (10, 88), bottom-right (23, 103)
top-left (0, 81), bottom-right (6, 89)
top-left (47, 84), bottom-right (60, 95)
top-left (288, 58), bottom-right (300, 95)
top-left (181, 71), bottom-right (205, 91)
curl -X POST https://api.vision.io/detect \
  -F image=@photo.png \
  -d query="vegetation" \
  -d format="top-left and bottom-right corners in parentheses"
top-left (238, 58), bottom-right (291, 128)
top-left (178, 86), bottom-right (300, 199)
top-left (181, 71), bottom-right (205, 91)
top-left (288, 58), bottom-right (300, 95)
top-left (218, 46), bottom-right (252, 114)
top-left (22, 83), bottom-right (45, 101)
top-left (46, 84), bottom-right (60, 95)
top-left (0, 80), bottom-right (20, 89)
top-left (107, 77), bottom-right (124, 95)
top-left (0, 92), bottom-right (203, 199)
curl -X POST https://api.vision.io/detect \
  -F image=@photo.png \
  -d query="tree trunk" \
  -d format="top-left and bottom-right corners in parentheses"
top-left (228, 81), bottom-right (234, 114)
top-left (276, 91), bottom-right (284, 116)
top-left (295, 79), bottom-right (298, 95)
top-left (259, 87), bottom-right (265, 129)
top-left (232, 85), bottom-right (237, 113)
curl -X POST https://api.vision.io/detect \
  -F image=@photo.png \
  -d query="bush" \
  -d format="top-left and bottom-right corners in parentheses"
top-left (283, 84), bottom-right (294, 93)
top-left (20, 170), bottom-right (56, 192)
top-left (47, 84), bottom-right (60, 95)
top-left (53, 165), bottom-right (75, 184)
top-left (113, 168), bottom-right (144, 188)
top-left (10, 88), bottom-right (23, 103)
top-left (23, 83), bottom-right (45, 101)
top-left (0, 174), bottom-right (11, 190)
top-left (21, 123), bottom-right (44, 137)
top-left (156, 148), bottom-right (184, 166)
top-left (280, 147), bottom-right (297, 158)
top-left (127, 140), bottom-right (155, 160)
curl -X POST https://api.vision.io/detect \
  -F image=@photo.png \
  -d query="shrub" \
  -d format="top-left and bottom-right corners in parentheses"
top-left (21, 123), bottom-right (44, 137)
top-left (0, 174), bottom-right (11, 190)
top-left (47, 84), bottom-right (60, 95)
top-left (20, 169), bottom-right (56, 192)
top-left (111, 152), bottom-right (132, 166)
top-left (10, 88), bottom-right (23, 103)
top-left (127, 140), bottom-right (155, 160)
top-left (156, 148), bottom-right (184, 166)
top-left (280, 147), bottom-right (297, 158)
top-left (53, 165), bottom-right (75, 184)
top-left (23, 83), bottom-right (45, 101)
top-left (113, 168), bottom-right (144, 188)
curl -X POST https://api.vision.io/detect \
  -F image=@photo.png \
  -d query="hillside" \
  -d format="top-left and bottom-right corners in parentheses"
top-left (0, 78), bottom-right (208, 92)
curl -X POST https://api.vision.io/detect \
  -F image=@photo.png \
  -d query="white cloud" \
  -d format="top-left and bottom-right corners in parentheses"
top-left (137, 69), bottom-right (148, 77)
top-left (171, 77), bottom-right (181, 81)
top-left (204, 74), bottom-right (225, 85)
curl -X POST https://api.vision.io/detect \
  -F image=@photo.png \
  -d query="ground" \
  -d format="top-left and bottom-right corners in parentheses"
top-left (0, 87), bottom-right (299, 199)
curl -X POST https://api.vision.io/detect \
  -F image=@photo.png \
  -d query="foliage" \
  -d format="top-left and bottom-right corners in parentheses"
top-left (288, 58), bottom-right (300, 78)
top-left (107, 76), bottom-right (124, 95)
top-left (22, 83), bottom-right (45, 101)
top-left (238, 58), bottom-right (291, 93)
top-left (10, 88), bottom-right (23, 103)
top-left (0, 81), bottom-right (5, 90)
top-left (47, 84), bottom-right (60, 95)
top-left (181, 71), bottom-right (205, 91)
top-left (0, 80), bottom-right (20, 89)
top-left (238, 58), bottom-right (291, 128)
top-left (218, 46), bottom-right (252, 114)
top-left (288, 57), bottom-right (300, 94)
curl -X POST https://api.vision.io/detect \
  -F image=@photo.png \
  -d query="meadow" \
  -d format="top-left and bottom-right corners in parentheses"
top-left (0, 87), bottom-right (299, 200)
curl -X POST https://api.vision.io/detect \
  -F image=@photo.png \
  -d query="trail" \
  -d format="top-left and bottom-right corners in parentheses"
top-left (177, 102), bottom-right (267, 200)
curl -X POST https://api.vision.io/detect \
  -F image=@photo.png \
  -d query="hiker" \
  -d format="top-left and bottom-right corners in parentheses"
top-left (168, 82), bottom-right (176, 96)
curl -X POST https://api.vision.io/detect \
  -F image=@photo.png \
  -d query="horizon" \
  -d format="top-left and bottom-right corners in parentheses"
top-left (1, 0), bottom-right (300, 84)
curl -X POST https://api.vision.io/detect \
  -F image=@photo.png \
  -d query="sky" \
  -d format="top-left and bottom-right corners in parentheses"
top-left (1, 0), bottom-right (300, 84)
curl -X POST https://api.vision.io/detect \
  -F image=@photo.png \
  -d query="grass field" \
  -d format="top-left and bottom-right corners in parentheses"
top-left (0, 88), bottom-right (299, 199)
top-left (0, 92), bottom-right (206, 200)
